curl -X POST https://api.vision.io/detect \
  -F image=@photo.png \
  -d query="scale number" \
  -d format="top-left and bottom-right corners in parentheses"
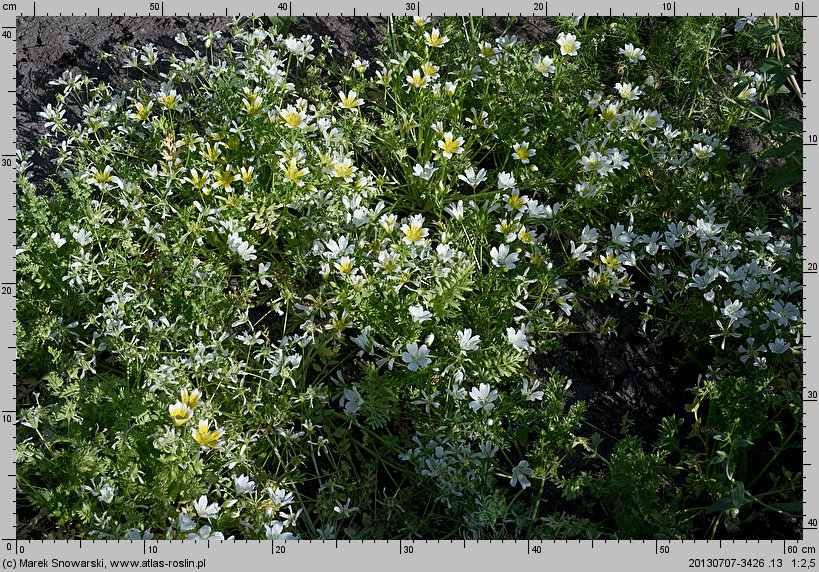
top-left (533, 2), bottom-right (544, 10)
top-left (148, 2), bottom-right (159, 9)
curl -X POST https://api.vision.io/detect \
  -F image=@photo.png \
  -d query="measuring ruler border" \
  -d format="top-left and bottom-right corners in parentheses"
top-left (4, 1), bottom-right (813, 569)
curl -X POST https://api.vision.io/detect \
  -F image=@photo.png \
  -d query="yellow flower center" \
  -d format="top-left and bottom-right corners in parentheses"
top-left (94, 170), bottom-right (112, 185)
top-left (193, 422), bottom-right (221, 448)
top-left (216, 169), bottom-right (236, 187)
top-left (282, 111), bottom-right (303, 127)
top-left (282, 160), bottom-right (307, 184)
top-left (169, 404), bottom-right (191, 426)
top-left (427, 33), bottom-right (444, 47)
top-left (601, 106), bottom-right (619, 122)
top-left (409, 73), bottom-right (427, 88)
top-left (334, 162), bottom-right (354, 179)
top-left (132, 102), bottom-right (152, 121)
top-left (561, 39), bottom-right (576, 53)
top-left (244, 97), bottom-right (263, 116)
top-left (515, 147), bottom-right (531, 161)
top-left (180, 389), bottom-right (200, 408)
top-left (441, 137), bottom-right (461, 155)
top-left (603, 253), bottom-right (620, 269)
top-left (404, 224), bottom-right (424, 243)
top-left (499, 220), bottom-right (516, 234)
top-left (507, 194), bottom-right (525, 210)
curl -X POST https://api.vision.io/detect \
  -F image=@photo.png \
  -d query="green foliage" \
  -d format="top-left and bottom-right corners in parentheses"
top-left (16, 15), bottom-right (802, 540)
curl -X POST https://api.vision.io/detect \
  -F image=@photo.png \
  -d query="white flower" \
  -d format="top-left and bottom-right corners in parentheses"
top-left (721, 299), bottom-right (748, 325)
top-left (127, 529), bottom-right (154, 540)
top-left (84, 478), bottom-right (115, 503)
top-left (338, 90), bottom-right (364, 111)
top-left (400, 214), bottom-right (429, 245)
top-left (458, 166), bottom-right (488, 188)
top-left (177, 512), bottom-right (196, 533)
top-left (490, 244), bottom-right (519, 270)
top-left (619, 43), bottom-right (646, 63)
top-left (227, 232), bottom-right (257, 261)
top-left (642, 109), bottom-right (665, 130)
top-left (340, 387), bottom-right (365, 415)
top-left (580, 225), bottom-right (600, 244)
top-left (401, 342), bottom-right (431, 371)
top-left (768, 338), bottom-right (790, 354)
top-left (50, 232), bottom-right (67, 248)
top-left (72, 228), bottom-right (93, 246)
top-left (194, 495), bottom-right (220, 520)
top-left (351, 325), bottom-right (375, 354)
top-left (607, 148), bottom-right (630, 171)
top-left (510, 460), bottom-right (533, 489)
top-left (186, 525), bottom-right (225, 540)
top-left (506, 326), bottom-right (534, 353)
top-left (265, 520), bottom-right (295, 540)
top-left (444, 200), bottom-right (465, 220)
top-left (409, 305), bottom-right (433, 323)
top-left (691, 142), bottom-right (715, 159)
top-left (497, 171), bottom-right (516, 190)
top-left (615, 82), bottom-right (642, 101)
top-left (512, 141), bottom-right (536, 163)
top-left (557, 32), bottom-right (581, 56)
top-left (438, 132), bottom-right (465, 158)
top-left (580, 151), bottom-right (613, 175)
top-left (413, 161), bottom-right (438, 180)
top-left (521, 379), bottom-right (545, 401)
top-left (269, 487), bottom-right (295, 508)
top-left (532, 53), bottom-right (555, 76)
top-left (735, 16), bottom-right (757, 32)
top-left (469, 383), bottom-right (498, 412)
top-left (424, 27), bottom-right (449, 48)
top-left (765, 300), bottom-right (799, 326)
top-left (234, 474), bottom-right (255, 495)
top-left (97, 483), bottom-right (115, 503)
top-left (457, 328), bottom-right (481, 353)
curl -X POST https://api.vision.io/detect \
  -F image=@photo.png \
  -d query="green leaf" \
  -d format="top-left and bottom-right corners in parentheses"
top-left (764, 502), bottom-right (803, 514)
top-left (705, 495), bottom-right (735, 514)
top-left (731, 481), bottom-right (746, 508)
top-left (771, 117), bottom-right (802, 134)
top-left (766, 158), bottom-right (802, 190)
top-left (760, 137), bottom-right (801, 160)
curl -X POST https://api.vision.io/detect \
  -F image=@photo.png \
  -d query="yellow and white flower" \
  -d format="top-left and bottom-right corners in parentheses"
top-left (557, 32), bottom-right (581, 56)
top-left (338, 90), bottom-right (364, 112)
top-left (193, 420), bottom-right (223, 449)
top-left (401, 214), bottom-right (429, 245)
top-left (512, 141), bottom-right (536, 164)
top-left (438, 132), bottom-right (464, 159)
top-left (424, 27), bottom-right (449, 48)
top-left (169, 401), bottom-right (193, 426)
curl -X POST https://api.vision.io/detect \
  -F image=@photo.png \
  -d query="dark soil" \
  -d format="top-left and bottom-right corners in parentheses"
top-left (16, 16), bottom-right (802, 541)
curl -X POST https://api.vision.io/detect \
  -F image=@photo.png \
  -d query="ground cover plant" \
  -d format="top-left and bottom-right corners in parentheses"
top-left (16, 15), bottom-right (803, 540)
